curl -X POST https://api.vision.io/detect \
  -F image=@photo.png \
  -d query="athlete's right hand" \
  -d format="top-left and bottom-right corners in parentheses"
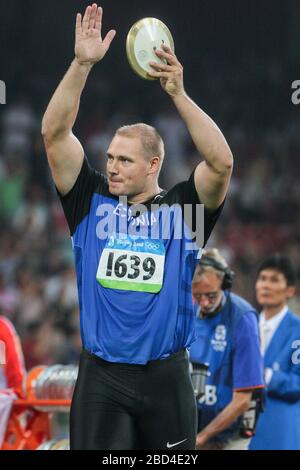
top-left (75, 4), bottom-right (116, 66)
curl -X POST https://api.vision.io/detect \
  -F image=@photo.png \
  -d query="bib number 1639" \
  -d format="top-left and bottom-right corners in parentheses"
top-left (106, 252), bottom-right (155, 281)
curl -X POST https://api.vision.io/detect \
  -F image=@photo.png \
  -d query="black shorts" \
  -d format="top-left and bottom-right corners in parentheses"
top-left (70, 349), bottom-right (197, 450)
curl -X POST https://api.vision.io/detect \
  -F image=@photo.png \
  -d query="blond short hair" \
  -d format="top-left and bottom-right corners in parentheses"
top-left (115, 123), bottom-right (165, 165)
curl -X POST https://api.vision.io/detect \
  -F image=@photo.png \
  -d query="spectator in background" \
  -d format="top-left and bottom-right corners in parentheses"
top-left (12, 184), bottom-right (49, 240)
top-left (249, 255), bottom-right (300, 450)
top-left (189, 249), bottom-right (264, 450)
top-left (14, 272), bottom-right (45, 336)
top-left (0, 157), bottom-right (27, 222)
top-left (1, 96), bottom-right (37, 156)
top-left (0, 274), bottom-right (19, 318)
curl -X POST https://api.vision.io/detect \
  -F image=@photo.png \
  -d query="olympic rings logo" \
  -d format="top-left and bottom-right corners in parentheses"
top-left (145, 242), bottom-right (160, 251)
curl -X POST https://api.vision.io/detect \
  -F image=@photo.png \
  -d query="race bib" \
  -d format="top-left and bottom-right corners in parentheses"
top-left (97, 235), bottom-right (165, 293)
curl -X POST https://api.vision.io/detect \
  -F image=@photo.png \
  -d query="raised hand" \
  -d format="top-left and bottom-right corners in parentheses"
top-left (75, 4), bottom-right (116, 65)
top-left (148, 44), bottom-right (185, 97)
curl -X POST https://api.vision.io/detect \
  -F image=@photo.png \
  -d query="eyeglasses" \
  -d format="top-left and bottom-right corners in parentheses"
top-left (193, 292), bottom-right (220, 302)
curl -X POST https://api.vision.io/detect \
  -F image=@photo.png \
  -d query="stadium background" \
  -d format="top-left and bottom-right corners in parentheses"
top-left (0, 0), bottom-right (299, 371)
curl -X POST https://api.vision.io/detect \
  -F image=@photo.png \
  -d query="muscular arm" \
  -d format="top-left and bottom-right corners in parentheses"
top-left (41, 4), bottom-right (116, 196)
top-left (149, 45), bottom-right (233, 210)
top-left (172, 93), bottom-right (233, 210)
top-left (41, 60), bottom-right (92, 195)
top-left (196, 391), bottom-right (251, 448)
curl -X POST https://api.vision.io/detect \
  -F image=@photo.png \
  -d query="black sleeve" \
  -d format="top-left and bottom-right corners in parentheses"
top-left (57, 157), bottom-right (107, 236)
top-left (164, 169), bottom-right (225, 247)
top-left (202, 201), bottom-right (225, 247)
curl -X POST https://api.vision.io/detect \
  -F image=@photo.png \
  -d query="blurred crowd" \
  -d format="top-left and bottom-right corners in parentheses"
top-left (0, 73), bottom-right (299, 370)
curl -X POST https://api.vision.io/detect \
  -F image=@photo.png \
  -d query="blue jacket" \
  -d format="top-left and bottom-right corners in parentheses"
top-left (189, 292), bottom-right (263, 442)
top-left (250, 310), bottom-right (300, 450)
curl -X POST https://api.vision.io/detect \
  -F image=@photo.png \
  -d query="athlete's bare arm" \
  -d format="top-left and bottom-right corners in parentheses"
top-left (41, 4), bottom-right (116, 195)
top-left (148, 45), bottom-right (233, 211)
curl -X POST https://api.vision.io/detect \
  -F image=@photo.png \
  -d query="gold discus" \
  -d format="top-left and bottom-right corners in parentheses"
top-left (126, 17), bottom-right (175, 80)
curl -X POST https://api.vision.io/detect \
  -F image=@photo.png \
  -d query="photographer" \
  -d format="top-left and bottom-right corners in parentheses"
top-left (189, 249), bottom-right (264, 450)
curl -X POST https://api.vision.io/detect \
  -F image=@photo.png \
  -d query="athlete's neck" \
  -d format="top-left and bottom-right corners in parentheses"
top-left (128, 185), bottom-right (163, 205)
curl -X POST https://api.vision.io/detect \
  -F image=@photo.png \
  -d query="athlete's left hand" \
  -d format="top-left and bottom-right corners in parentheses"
top-left (148, 44), bottom-right (185, 97)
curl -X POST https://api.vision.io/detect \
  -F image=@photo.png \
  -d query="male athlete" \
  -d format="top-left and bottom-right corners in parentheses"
top-left (42, 4), bottom-right (233, 450)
